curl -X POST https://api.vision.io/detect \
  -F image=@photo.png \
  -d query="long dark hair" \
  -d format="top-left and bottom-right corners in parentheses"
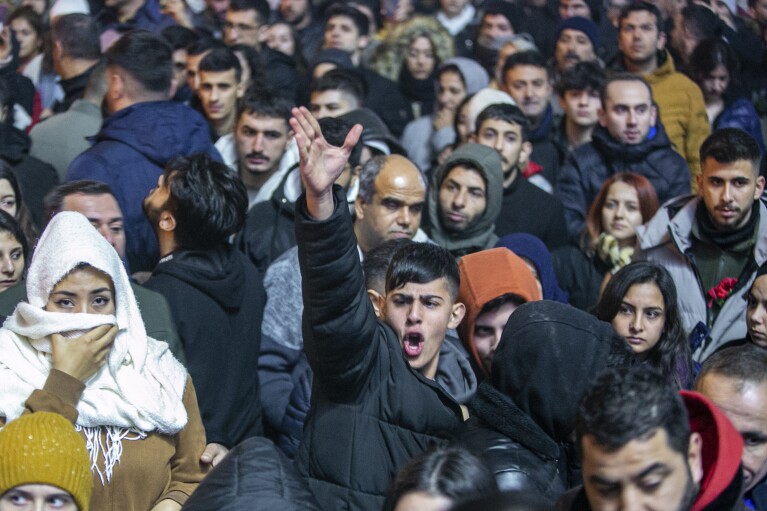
top-left (594, 262), bottom-right (693, 389)
top-left (0, 209), bottom-right (29, 275)
top-left (689, 37), bottom-right (740, 102)
top-left (0, 162), bottom-right (38, 248)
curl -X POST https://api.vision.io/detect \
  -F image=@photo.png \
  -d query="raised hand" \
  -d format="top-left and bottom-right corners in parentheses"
top-left (51, 324), bottom-right (118, 383)
top-left (289, 107), bottom-right (362, 220)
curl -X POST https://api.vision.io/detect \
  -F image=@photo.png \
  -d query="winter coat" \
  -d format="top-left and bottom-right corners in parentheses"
top-left (67, 101), bottom-right (221, 272)
top-left (181, 437), bottom-right (322, 511)
top-left (294, 186), bottom-right (463, 511)
top-left (0, 122), bottom-right (59, 227)
top-left (636, 196), bottom-right (767, 362)
top-left (552, 245), bottom-right (610, 312)
top-left (528, 105), bottom-right (567, 185)
top-left (611, 50), bottom-right (710, 189)
top-left (145, 245), bottom-right (265, 447)
top-left (457, 247), bottom-right (542, 378)
top-left (555, 122), bottom-right (690, 242)
top-left (715, 98), bottom-right (765, 154)
top-left (557, 390), bottom-right (745, 511)
top-left (427, 143), bottom-right (505, 257)
top-left (495, 173), bottom-right (569, 250)
top-left (97, 0), bottom-right (176, 34)
top-left (460, 301), bottom-right (631, 502)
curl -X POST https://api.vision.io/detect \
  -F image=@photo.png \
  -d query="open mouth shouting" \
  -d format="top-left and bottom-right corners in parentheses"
top-left (402, 331), bottom-right (424, 358)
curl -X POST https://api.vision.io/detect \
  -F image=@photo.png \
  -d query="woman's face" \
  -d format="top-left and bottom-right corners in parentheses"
top-left (45, 266), bottom-right (115, 315)
top-left (701, 63), bottom-right (730, 102)
top-left (455, 100), bottom-right (473, 143)
top-left (0, 180), bottom-right (18, 219)
top-left (266, 23), bottom-right (295, 57)
top-left (10, 18), bottom-right (42, 61)
top-left (394, 491), bottom-right (452, 511)
top-left (601, 181), bottom-right (643, 246)
top-left (0, 232), bottom-right (24, 292)
top-left (406, 36), bottom-right (436, 81)
top-left (747, 274), bottom-right (767, 347)
top-left (612, 282), bottom-right (666, 357)
top-left (436, 70), bottom-right (466, 112)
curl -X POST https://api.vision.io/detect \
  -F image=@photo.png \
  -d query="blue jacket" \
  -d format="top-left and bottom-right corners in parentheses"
top-left (67, 101), bottom-right (221, 272)
top-left (716, 98), bottom-right (765, 155)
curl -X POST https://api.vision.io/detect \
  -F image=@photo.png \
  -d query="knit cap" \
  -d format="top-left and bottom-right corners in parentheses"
top-left (0, 413), bottom-right (92, 511)
top-left (556, 16), bottom-right (600, 49)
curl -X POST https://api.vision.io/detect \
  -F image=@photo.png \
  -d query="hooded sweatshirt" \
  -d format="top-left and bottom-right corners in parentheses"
top-left (67, 101), bottom-right (222, 273)
top-left (461, 301), bottom-right (632, 500)
top-left (145, 245), bottom-right (265, 448)
top-left (457, 247), bottom-right (542, 377)
top-left (427, 143), bottom-right (504, 257)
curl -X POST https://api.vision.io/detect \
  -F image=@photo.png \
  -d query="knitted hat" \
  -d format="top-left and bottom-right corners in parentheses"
top-left (556, 16), bottom-right (600, 50)
top-left (0, 413), bottom-right (92, 511)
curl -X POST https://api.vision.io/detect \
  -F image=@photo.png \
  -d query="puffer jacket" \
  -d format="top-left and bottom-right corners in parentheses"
top-left (459, 301), bottom-right (633, 503)
top-left (67, 101), bottom-right (221, 272)
top-left (715, 97), bottom-right (765, 154)
top-left (636, 195), bottom-right (767, 362)
top-left (181, 437), bottom-right (322, 511)
top-left (295, 186), bottom-right (463, 511)
top-left (555, 122), bottom-right (691, 242)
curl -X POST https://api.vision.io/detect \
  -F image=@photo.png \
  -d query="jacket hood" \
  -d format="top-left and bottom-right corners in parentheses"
top-left (427, 143), bottom-right (504, 254)
top-left (435, 334), bottom-right (478, 404)
top-left (457, 247), bottom-right (542, 376)
top-left (490, 300), bottom-right (628, 442)
top-left (495, 233), bottom-right (569, 303)
top-left (153, 245), bottom-right (245, 310)
top-left (96, 101), bottom-right (215, 168)
top-left (590, 119), bottom-right (674, 163)
top-left (439, 57), bottom-right (490, 95)
top-left (682, 391), bottom-right (744, 511)
top-left (0, 122), bottom-right (31, 163)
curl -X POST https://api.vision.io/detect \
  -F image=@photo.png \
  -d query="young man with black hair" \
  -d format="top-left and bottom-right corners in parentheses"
top-left (474, 103), bottom-right (568, 249)
top-left (560, 367), bottom-right (744, 511)
top-left (160, 26), bottom-right (199, 103)
top-left (289, 107), bottom-right (464, 510)
top-left (321, 4), bottom-right (370, 67)
top-left (67, 30), bottom-right (221, 274)
top-left (502, 51), bottom-right (565, 185)
top-left (637, 128), bottom-right (767, 361)
top-left (198, 47), bottom-right (244, 141)
top-left (309, 68), bottom-right (364, 119)
top-left (456, 0), bottom-right (522, 74)
top-left (696, 344), bottom-right (767, 508)
top-left (185, 38), bottom-right (227, 97)
top-left (143, 152), bottom-right (266, 470)
top-left (223, 0), bottom-right (270, 47)
top-left (50, 14), bottom-right (101, 114)
top-left (554, 60), bottom-right (606, 151)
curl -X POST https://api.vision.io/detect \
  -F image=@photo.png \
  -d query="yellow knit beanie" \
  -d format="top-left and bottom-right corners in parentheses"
top-left (0, 412), bottom-right (92, 511)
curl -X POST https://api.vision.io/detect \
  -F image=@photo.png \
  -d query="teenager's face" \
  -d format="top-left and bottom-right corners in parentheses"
top-left (697, 157), bottom-right (765, 231)
top-left (473, 300), bottom-right (517, 374)
top-left (476, 118), bottom-right (531, 176)
top-left (601, 180), bottom-right (643, 244)
top-left (560, 88), bottom-right (601, 128)
top-left (383, 277), bottom-right (465, 379)
top-left (0, 485), bottom-right (78, 511)
top-left (611, 282), bottom-right (666, 358)
top-left (0, 232), bottom-right (23, 292)
top-left (747, 274), bottom-right (767, 347)
top-left (436, 71), bottom-right (466, 112)
top-left (700, 64), bottom-right (730, 103)
top-left (45, 266), bottom-right (115, 315)
top-left (582, 428), bottom-right (702, 511)
top-left (405, 36), bottom-right (436, 80)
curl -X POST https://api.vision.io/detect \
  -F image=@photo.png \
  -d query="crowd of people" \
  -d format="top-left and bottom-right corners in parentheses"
top-left (0, 0), bottom-right (766, 508)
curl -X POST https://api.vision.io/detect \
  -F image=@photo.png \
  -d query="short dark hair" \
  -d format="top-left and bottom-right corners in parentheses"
top-left (387, 242), bottom-right (460, 301)
top-left (161, 25), bottom-right (200, 51)
top-left (230, 44), bottom-right (268, 87)
top-left (363, 238), bottom-right (414, 294)
top-left (188, 37), bottom-right (227, 57)
top-left (52, 14), bottom-right (101, 61)
top-left (9, 6), bottom-right (44, 41)
top-left (163, 153), bottom-right (248, 250)
top-left (106, 30), bottom-right (172, 93)
top-left (382, 446), bottom-right (498, 511)
top-left (699, 128), bottom-right (761, 171)
top-left (318, 116), bottom-right (363, 168)
top-left (42, 180), bottom-right (115, 228)
top-left (698, 344), bottom-right (767, 389)
top-left (576, 367), bottom-right (691, 456)
top-left (324, 4), bottom-right (369, 36)
top-left (199, 47), bottom-right (243, 83)
top-left (679, 4), bottom-right (722, 41)
top-left (600, 72), bottom-right (653, 107)
top-left (311, 68), bottom-right (365, 101)
top-left (0, 209), bottom-right (29, 268)
top-left (236, 85), bottom-right (292, 124)
top-left (557, 60), bottom-right (607, 97)
top-left (502, 51), bottom-right (549, 82)
top-left (480, 292), bottom-right (526, 315)
top-left (228, 0), bottom-right (270, 25)
top-left (618, 2), bottom-right (663, 32)
top-left (475, 103), bottom-right (529, 140)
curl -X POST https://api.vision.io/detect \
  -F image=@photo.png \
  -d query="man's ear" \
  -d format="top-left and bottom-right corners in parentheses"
top-left (258, 25), bottom-right (269, 43)
top-left (755, 175), bottom-right (766, 199)
top-left (657, 30), bottom-right (667, 50)
top-left (236, 80), bottom-right (246, 99)
top-left (354, 195), bottom-right (366, 220)
top-left (367, 289), bottom-right (386, 319)
top-left (158, 211), bottom-right (177, 233)
top-left (597, 107), bottom-right (607, 127)
top-left (109, 71), bottom-right (126, 102)
top-left (650, 103), bottom-right (658, 127)
top-left (448, 302), bottom-right (466, 329)
top-left (687, 431), bottom-right (704, 486)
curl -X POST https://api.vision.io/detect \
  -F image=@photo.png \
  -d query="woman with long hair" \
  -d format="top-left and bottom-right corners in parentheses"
top-left (595, 261), bottom-right (694, 389)
top-left (0, 163), bottom-right (38, 247)
top-left (0, 210), bottom-right (28, 294)
top-left (553, 172), bottom-right (660, 310)
top-left (0, 212), bottom-right (207, 510)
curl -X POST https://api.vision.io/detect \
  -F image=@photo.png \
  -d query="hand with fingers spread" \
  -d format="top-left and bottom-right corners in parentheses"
top-left (51, 324), bottom-right (118, 382)
top-left (289, 107), bottom-right (362, 220)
